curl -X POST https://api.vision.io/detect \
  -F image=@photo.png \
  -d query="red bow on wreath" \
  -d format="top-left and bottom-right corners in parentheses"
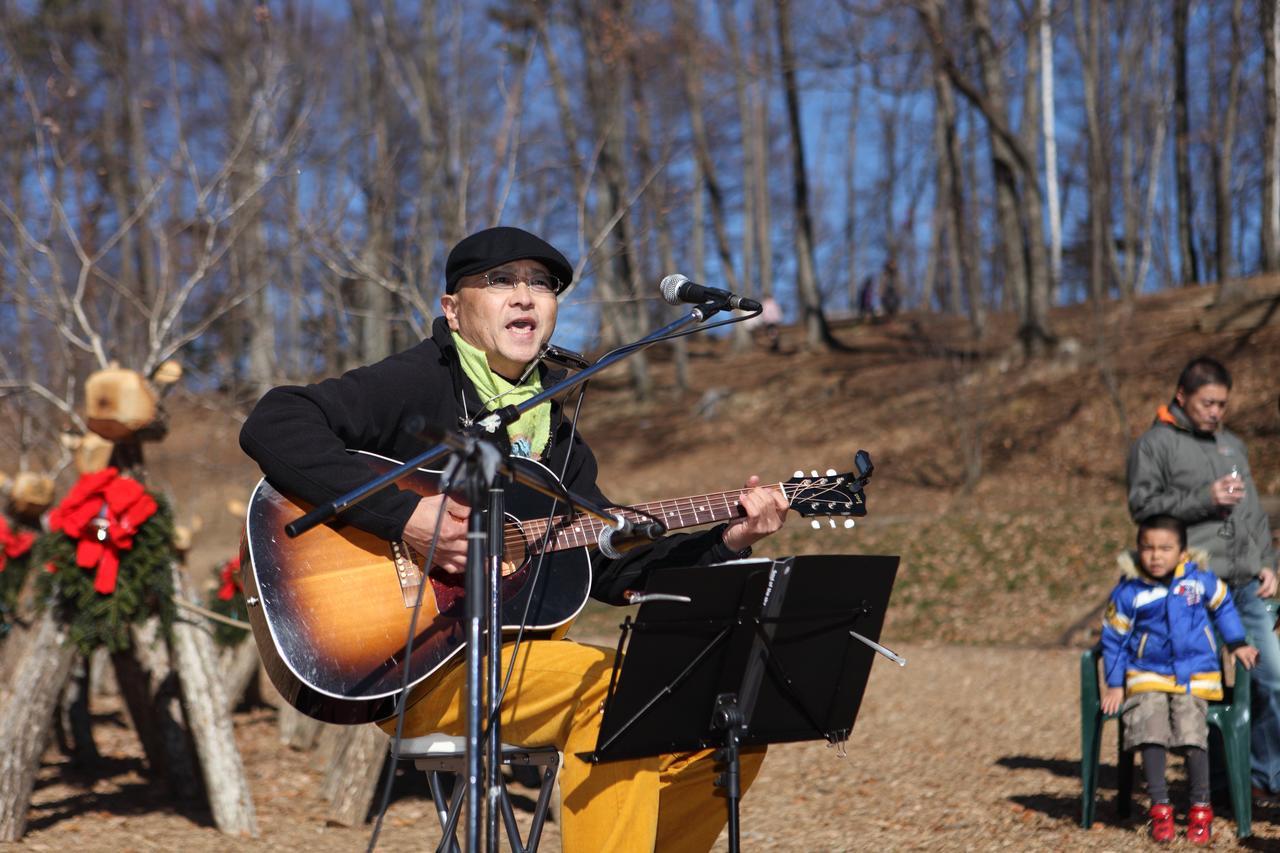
top-left (47, 467), bottom-right (158, 595)
top-left (0, 515), bottom-right (35, 572)
top-left (217, 554), bottom-right (242, 601)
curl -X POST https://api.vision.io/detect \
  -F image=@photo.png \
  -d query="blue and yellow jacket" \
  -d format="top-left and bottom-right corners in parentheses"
top-left (1101, 551), bottom-right (1247, 701)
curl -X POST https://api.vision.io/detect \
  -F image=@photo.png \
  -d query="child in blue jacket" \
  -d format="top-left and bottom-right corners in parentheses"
top-left (1101, 515), bottom-right (1258, 844)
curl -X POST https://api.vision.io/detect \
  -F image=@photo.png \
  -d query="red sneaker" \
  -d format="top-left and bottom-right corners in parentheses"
top-left (1187, 804), bottom-right (1213, 846)
top-left (1149, 803), bottom-right (1175, 843)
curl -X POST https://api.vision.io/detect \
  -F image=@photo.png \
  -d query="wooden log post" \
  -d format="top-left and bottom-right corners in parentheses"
top-left (113, 619), bottom-right (203, 801)
top-left (0, 569), bottom-right (42, 694)
top-left (322, 725), bottom-right (388, 827)
top-left (0, 608), bottom-right (79, 840)
top-left (219, 640), bottom-right (262, 714)
top-left (279, 702), bottom-right (325, 751)
top-left (55, 656), bottom-right (100, 766)
top-left (169, 563), bottom-right (259, 837)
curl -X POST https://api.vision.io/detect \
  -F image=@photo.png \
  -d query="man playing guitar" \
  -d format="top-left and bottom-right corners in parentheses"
top-left (239, 226), bottom-right (789, 852)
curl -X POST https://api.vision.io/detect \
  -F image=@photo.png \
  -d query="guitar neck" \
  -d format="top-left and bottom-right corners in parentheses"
top-left (514, 484), bottom-right (786, 555)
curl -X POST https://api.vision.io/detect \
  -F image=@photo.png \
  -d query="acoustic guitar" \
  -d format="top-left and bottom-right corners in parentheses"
top-left (241, 450), bottom-right (873, 724)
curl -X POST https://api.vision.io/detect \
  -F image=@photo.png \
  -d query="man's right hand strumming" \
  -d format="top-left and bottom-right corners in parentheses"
top-left (403, 493), bottom-right (471, 574)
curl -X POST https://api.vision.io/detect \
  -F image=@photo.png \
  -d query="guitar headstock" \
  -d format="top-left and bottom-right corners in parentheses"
top-left (784, 450), bottom-right (874, 527)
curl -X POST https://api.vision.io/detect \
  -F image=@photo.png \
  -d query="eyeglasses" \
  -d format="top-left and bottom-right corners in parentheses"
top-left (481, 269), bottom-right (565, 295)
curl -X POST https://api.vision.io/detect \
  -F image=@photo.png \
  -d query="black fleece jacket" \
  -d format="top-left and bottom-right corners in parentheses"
top-left (239, 317), bottom-right (742, 605)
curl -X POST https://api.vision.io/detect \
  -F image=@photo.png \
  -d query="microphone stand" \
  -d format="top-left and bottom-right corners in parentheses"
top-left (283, 302), bottom-right (722, 851)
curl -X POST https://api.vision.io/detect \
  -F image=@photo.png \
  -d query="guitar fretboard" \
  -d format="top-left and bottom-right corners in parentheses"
top-left (506, 484), bottom-right (789, 555)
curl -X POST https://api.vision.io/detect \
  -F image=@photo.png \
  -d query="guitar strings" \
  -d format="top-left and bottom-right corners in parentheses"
top-left (497, 474), bottom-right (862, 555)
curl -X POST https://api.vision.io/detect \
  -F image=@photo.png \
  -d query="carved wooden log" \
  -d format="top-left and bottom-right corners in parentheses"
top-left (113, 619), bottom-right (202, 801)
top-left (256, 660), bottom-right (283, 709)
top-left (169, 563), bottom-right (259, 837)
top-left (279, 702), bottom-right (325, 751)
top-left (0, 570), bottom-right (41, 693)
top-left (55, 656), bottom-right (100, 766)
top-left (88, 647), bottom-right (117, 697)
top-left (315, 722), bottom-right (347, 765)
top-left (322, 725), bottom-right (388, 827)
top-left (8, 472), bottom-right (54, 523)
top-left (85, 368), bottom-right (158, 442)
top-left (219, 640), bottom-right (262, 713)
top-left (0, 608), bottom-right (78, 841)
top-left (73, 432), bottom-right (115, 475)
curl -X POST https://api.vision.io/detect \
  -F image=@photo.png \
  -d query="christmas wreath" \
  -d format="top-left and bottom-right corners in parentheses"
top-left (208, 553), bottom-right (249, 647)
top-left (34, 467), bottom-right (176, 654)
top-left (0, 515), bottom-right (37, 638)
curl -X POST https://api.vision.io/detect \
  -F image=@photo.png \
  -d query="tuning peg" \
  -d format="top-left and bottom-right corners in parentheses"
top-left (810, 470), bottom-right (819, 477)
top-left (825, 468), bottom-right (836, 476)
top-left (794, 470), bottom-right (804, 478)
top-left (828, 519), bottom-right (836, 528)
top-left (810, 519), bottom-right (821, 529)
top-left (844, 519), bottom-right (856, 528)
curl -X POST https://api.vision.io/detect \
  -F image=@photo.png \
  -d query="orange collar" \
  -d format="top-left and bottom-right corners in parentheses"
top-left (1156, 404), bottom-right (1179, 426)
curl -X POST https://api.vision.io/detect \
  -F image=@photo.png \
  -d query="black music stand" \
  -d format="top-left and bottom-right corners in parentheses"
top-left (584, 554), bottom-right (899, 852)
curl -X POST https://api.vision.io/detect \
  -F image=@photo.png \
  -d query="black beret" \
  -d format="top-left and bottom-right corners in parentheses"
top-left (444, 226), bottom-right (573, 294)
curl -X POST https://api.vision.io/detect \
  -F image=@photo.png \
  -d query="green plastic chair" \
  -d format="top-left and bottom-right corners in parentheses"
top-left (1079, 647), bottom-right (1252, 838)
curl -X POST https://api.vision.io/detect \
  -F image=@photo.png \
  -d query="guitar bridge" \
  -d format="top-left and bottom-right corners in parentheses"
top-left (390, 540), bottom-right (426, 608)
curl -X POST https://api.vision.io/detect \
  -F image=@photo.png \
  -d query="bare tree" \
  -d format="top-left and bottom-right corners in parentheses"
top-left (1264, 0), bottom-right (1280, 272)
top-left (1040, 0), bottom-right (1063, 297)
top-left (1173, 0), bottom-right (1200, 284)
top-left (921, 0), bottom-right (1053, 355)
top-left (678, 0), bottom-right (747, 350)
top-left (775, 0), bottom-right (837, 348)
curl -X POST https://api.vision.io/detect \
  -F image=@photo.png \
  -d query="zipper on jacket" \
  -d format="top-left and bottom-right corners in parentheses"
top-left (1137, 633), bottom-right (1148, 659)
top-left (1204, 625), bottom-right (1217, 654)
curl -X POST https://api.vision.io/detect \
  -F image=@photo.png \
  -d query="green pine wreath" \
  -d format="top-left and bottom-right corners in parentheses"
top-left (34, 494), bottom-right (176, 655)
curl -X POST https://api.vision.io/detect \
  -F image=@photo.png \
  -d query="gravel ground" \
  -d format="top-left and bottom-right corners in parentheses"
top-left (16, 642), bottom-right (1280, 851)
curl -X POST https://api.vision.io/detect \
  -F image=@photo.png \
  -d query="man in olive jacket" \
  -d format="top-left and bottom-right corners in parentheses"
top-left (1127, 356), bottom-right (1280, 795)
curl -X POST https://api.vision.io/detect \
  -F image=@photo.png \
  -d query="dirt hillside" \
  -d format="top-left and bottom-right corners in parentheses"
top-left (7, 278), bottom-right (1280, 851)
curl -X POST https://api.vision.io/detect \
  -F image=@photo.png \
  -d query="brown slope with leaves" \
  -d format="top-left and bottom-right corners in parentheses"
top-left (142, 277), bottom-right (1280, 648)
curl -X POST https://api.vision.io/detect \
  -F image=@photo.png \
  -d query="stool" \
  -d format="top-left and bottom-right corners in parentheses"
top-left (397, 734), bottom-right (559, 853)
top-left (1079, 647), bottom-right (1252, 838)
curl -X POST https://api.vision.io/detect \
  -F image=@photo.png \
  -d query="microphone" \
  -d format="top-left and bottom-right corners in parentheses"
top-left (660, 274), bottom-right (763, 312)
top-left (598, 515), bottom-right (667, 560)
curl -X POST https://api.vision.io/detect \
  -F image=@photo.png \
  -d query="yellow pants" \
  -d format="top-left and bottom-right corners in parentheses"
top-left (380, 638), bottom-right (766, 853)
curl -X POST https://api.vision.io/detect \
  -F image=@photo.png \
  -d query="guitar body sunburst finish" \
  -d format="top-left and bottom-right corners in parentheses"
top-left (242, 452), bottom-right (591, 724)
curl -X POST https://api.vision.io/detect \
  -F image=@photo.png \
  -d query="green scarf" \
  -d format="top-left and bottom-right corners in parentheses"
top-left (451, 331), bottom-right (551, 459)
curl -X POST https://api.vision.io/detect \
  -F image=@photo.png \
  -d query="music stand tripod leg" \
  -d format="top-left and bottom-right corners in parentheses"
top-left (711, 694), bottom-right (746, 853)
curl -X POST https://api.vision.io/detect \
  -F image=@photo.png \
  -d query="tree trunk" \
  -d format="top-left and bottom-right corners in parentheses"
top-left (922, 0), bottom-right (983, 332)
top-left (1041, 0), bottom-right (1063, 299)
top-left (1214, 0), bottom-right (1246, 294)
top-left (220, 639), bottom-right (262, 713)
top-left (1072, 0), bottom-right (1115, 301)
top-left (775, 0), bottom-right (834, 348)
top-left (169, 564), bottom-right (259, 837)
top-left (1174, 0), bottom-right (1200, 284)
top-left (718, 0), bottom-right (759, 303)
top-left (679, 0), bottom-right (747, 350)
top-left (943, 0), bottom-right (1052, 354)
top-left (0, 608), bottom-right (78, 841)
top-left (626, 46), bottom-right (690, 392)
top-left (752, 0), bottom-right (774, 299)
top-left (353, 0), bottom-right (394, 365)
top-left (1264, 0), bottom-right (1280, 272)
